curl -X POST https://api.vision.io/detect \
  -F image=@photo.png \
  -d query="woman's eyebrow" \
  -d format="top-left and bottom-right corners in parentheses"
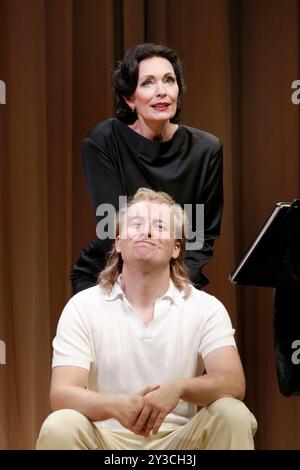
top-left (139, 72), bottom-right (175, 81)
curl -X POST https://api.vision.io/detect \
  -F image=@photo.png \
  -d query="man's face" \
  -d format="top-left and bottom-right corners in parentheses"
top-left (115, 201), bottom-right (180, 268)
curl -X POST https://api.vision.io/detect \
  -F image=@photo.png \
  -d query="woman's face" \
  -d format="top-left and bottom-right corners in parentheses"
top-left (128, 56), bottom-right (179, 123)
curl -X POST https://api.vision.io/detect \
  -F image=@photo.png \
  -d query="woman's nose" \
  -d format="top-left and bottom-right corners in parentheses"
top-left (156, 81), bottom-right (167, 96)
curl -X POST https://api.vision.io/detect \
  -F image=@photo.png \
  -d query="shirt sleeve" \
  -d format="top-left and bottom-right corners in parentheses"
top-left (198, 296), bottom-right (236, 359)
top-left (70, 134), bottom-right (125, 293)
top-left (185, 142), bottom-right (223, 288)
top-left (81, 136), bottom-right (124, 215)
top-left (52, 299), bottom-right (93, 370)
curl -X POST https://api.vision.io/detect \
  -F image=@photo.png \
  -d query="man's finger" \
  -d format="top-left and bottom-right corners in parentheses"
top-left (151, 412), bottom-right (165, 435)
top-left (144, 412), bottom-right (159, 437)
top-left (131, 405), bottom-right (151, 434)
top-left (137, 385), bottom-right (160, 396)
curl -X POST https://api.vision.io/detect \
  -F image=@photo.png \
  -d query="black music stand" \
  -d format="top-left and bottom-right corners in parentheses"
top-left (230, 199), bottom-right (300, 396)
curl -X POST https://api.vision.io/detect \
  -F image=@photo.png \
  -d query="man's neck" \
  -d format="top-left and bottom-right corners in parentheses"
top-left (120, 266), bottom-right (171, 315)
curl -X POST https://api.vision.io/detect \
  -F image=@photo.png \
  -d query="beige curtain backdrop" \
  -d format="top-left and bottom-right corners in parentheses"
top-left (0, 0), bottom-right (299, 449)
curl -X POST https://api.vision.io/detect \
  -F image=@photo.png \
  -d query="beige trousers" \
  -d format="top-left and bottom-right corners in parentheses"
top-left (36, 397), bottom-right (257, 450)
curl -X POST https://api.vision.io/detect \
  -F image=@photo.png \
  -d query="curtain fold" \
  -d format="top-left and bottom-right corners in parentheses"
top-left (0, 0), bottom-right (299, 449)
top-left (0, 0), bottom-right (51, 449)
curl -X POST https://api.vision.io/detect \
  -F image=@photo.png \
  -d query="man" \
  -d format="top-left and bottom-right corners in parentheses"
top-left (37, 188), bottom-right (257, 450)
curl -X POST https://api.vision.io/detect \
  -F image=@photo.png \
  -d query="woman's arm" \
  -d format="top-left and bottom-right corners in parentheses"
top-left (70, 136), bottom-right (124, 293)
top-left (185, 142), bottom-right (223, 288)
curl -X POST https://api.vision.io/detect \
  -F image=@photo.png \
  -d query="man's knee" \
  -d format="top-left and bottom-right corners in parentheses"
top-left (206, 397), bottom-right (257, 435)
top-left (36, 409), bottom-right (91, 449)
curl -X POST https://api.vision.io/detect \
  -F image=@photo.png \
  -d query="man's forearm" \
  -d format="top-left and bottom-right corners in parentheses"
top-left (50, 386), bottom-right (117, 422)
top-left (174, 372), bottom-right (245, 407)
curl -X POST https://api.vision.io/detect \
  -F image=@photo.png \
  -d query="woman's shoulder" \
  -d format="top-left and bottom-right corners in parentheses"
top-left (182, 124), bottom-right (222, 150)
top-left (85, 118), bottom-right (119, 144)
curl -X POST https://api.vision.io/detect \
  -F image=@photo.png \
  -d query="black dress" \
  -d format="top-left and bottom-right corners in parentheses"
top-left (70, 118), bottom-right (223, 293)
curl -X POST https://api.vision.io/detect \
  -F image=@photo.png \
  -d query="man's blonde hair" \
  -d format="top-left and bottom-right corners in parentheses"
top-left (98, 188), bottom-right (191, 296)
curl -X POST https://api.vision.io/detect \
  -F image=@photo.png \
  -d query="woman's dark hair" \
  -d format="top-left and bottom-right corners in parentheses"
top-left (112, 43), bottom-right (186, 124)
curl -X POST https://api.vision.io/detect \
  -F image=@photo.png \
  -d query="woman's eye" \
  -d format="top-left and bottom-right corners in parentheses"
top-left (141, 79), bottom-right (153, 87)
top-left (165, 76), bottom-right (176, 84)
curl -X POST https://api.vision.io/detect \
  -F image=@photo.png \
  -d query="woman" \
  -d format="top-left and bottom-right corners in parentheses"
top-left (70, 43), bottom-right (223, 293)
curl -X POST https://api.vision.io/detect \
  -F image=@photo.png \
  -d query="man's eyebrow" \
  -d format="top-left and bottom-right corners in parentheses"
top-left (152, 217), bottom-right (169, 225)
top-left (127, 215), bottom-right (144, 221)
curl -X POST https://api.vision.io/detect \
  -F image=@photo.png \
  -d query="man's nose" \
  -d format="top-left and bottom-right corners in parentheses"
top-left (146, 222), bottom-right (155, 238)
top-left (146, 224), bottom-right (152, 237)
top-left (138, 222), bottom-right (152, 237)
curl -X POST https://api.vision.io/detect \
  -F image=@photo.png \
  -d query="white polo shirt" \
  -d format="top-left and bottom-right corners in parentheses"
top-left (53, 280), bottom-right (236, 430)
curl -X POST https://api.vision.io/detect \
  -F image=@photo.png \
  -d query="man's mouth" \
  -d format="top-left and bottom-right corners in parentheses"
top-left (135, 239), bottom-right (157, 246)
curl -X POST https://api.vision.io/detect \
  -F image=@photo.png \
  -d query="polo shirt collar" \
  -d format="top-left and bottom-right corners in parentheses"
top-left (104, 275), bottom-right (184, 306)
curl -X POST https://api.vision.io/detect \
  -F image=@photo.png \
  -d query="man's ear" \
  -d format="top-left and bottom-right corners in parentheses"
top-left (115, 236), bottom-right (121, 253)
top-left (172, 242), bottom-right (180, 260)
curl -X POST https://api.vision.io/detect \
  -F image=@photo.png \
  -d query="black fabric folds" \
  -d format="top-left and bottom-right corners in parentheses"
top-left (70, 118), bottom-right (223, 293)
top-left (273, 286), bottom-right (300, 396)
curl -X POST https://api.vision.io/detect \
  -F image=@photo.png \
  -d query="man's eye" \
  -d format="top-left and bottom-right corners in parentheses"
top-left (129, 220), bottom-right (141, 228)
top-left (155, 223), bottom-right (167, 231)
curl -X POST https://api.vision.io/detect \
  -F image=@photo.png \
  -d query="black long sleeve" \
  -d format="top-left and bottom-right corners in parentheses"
top-left (70, 133), bottom-right (125, 292)
top-left (184, 144), bottom-right (223, 287)
top-left (70, 118), bottom-right (223, 293)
